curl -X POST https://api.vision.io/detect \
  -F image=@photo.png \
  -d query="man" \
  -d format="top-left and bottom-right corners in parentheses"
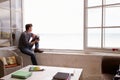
top-left (18, 24), bottom-right (43, 65)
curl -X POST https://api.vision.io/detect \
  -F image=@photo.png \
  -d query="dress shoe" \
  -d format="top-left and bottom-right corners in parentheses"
top-left (34, 48), bottom-right (43, 53)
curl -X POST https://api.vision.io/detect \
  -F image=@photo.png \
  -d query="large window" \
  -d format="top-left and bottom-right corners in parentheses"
top-left (24, 0), bottom-right (83, 50)
top-left (0, 0), bottom-right (10, 47)
top-left (0, 0), bottom-right (23, 47)
top-left (85, 0), bottom-right (120, 52)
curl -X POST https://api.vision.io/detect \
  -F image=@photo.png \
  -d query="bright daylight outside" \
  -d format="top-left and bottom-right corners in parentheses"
top-left (23, 0), bottom-right (83, 50)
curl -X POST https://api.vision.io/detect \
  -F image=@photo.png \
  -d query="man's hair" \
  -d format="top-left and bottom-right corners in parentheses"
top-left (25, 24), bottom-right (32, 31)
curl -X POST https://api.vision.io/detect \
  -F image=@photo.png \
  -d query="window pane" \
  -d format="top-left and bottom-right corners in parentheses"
top-left (88, 29), bottom-right (101, 47)
top-left (88, 8), bottom-right (102, 27)
top-left (0, 9), bottom-right (10, 39)
top-left (11, 0), bottom-right (22, 9)
top-left (11, 11), bottom-right (22, 34)
top-left (105, 7), bottom-right (120, 26)
top-left (106, 0), bottom-right (120, 4)
top-left (88, 0), bottom-right (102, 7)
top-left (105, 28), bottom-right (120, 48)
top-left (24, 0), bottom-right (83, 50)
top-left (11, 0), bottom-right (22, 46)
top-left (0, 0), bottom-right (9, 9)
top-left (39, 33), bottom-right (82, 50)
top-left (0, 0), bottom-right (10, 47)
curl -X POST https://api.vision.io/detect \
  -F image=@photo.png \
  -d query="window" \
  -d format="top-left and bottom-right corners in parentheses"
top-left (85, 0), bottom-right (120, 52)
top-left (0, 0), bottom-right (10, 47)
top-left (24, 0), bottom-right (83, 50)
top-left (0, 0), bottom-right (23, 47)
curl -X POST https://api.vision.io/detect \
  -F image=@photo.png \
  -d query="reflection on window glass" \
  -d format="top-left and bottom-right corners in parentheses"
top-left (106, 0), bottom-right (120, 4)
top-left (0, 0), bottom-right (22, 46)
top-left (105, 7), bottom-right (120, 26)
top-left (0, 9), bottom-right (10, 39)
top-left (15, 12), bottom-right (22, 28)
top-left (1, 29), bottom-right (10, 39)
top-left (16, 0), bottom-right (22, 9)
top-left (10, 0), bottom-right (22, 46)
top-left (11, 11), bottom-right (22, 28)
top-left (0, 0), bottom-right (10, 47)
top-left (11, 0), bottom-right (21, 10)
top-left (88, 8), bottom-right (102, 27)
top-left (88, 29), bottom-right (101, 47)
top-left (0, 1), bottom-right (10, 9)
top-left (105, 28), bottom-right (120, 48)
top-left (88, 0), bottom-right (102, 7)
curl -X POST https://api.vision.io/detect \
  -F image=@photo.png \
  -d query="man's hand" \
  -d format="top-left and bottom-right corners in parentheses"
top-left (35, 39), bottom-right (39, 42)
top-left (30, 39), bottom-right (39, 45)
top-left (32, 34), bottom-right (37, 38)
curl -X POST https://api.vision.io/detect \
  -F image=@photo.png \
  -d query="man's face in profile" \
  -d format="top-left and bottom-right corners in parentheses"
top-left (28, 26), bottom-right (32, 32)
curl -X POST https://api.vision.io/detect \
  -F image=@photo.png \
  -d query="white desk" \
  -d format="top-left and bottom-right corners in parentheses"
top-left (1, 65), bottom-right (83, 80)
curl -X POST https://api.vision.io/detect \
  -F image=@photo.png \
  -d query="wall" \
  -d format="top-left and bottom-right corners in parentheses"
top-left (36, 53), bottom-right (102, 78)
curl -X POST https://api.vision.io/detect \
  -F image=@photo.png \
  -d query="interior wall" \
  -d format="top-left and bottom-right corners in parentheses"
top-left (36, 53), bottom-right (102, 77)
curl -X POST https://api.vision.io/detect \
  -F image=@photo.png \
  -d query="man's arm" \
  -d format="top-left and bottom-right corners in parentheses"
top-left (21, 33), bottom-right (32, 47)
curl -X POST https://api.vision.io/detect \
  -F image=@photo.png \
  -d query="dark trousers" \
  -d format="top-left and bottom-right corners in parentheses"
top-left (19, 42), bottom-right (39, 65)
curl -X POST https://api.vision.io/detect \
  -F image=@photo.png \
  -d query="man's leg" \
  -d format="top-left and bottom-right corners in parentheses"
top-left (34, 42), bottom-right (43, 53)
top-left (19, 48), bottom-right (38, 65)
top-left (35, 42), bottom-right (39, 49)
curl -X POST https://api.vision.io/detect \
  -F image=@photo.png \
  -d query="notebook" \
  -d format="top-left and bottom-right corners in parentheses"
top-left (53, 72), bottom-right (71, 80)
top-left (11, 71), bottom-right (32, 79)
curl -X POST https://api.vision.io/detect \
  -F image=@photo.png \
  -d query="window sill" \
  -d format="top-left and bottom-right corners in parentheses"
top-left (38, 49), bottom-right (120, 57)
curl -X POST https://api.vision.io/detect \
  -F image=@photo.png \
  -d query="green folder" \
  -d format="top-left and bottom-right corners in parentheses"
top-left (11, 71), bottom-right (32, 79)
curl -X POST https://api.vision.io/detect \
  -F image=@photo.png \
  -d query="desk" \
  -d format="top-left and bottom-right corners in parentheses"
top-left (1, 65), bottom-right (83, 80)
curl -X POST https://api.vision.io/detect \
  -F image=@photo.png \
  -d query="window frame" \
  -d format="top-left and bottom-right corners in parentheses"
top-left (84, 0), bottom-right (120, 53)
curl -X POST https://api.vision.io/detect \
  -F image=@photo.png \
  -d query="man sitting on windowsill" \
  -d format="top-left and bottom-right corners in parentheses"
top-left (18, 23), bottom-right (43, 65)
